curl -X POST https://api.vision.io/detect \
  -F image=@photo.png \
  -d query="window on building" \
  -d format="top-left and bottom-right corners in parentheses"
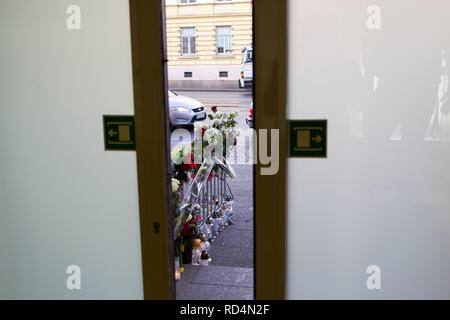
top-left (216, 0), bottom-right (232, 2)
top-left (180, 0), bottom-right (196, 4)
top-left (216, 26), bottom-right (232, 55)
top-left (184, 72), bottom-right (193, 78)
top-left (181, 27), bottom-right (196, 56)
top-left (219, 71), bottom-right (228, 77)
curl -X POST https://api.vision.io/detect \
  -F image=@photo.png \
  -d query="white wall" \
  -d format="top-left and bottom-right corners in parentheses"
top-left (0, 0), bottom-right (143, 299)
top-left (287, 0), bottom-right (450, 299)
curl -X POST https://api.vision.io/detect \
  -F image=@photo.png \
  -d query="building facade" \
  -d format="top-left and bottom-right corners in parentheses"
top-left (165, 0), bottom-right (252, 89)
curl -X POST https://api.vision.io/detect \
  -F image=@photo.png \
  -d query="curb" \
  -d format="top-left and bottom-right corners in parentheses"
top-left (171, 88), bottom-right (253, 93)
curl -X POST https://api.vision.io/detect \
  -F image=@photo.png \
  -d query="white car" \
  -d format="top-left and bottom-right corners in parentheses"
top-left (168, 91), bottom-right (206, 127)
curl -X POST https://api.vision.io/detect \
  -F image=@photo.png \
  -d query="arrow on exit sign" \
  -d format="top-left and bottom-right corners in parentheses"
top-left (289, 120), bottom-right (327, 158)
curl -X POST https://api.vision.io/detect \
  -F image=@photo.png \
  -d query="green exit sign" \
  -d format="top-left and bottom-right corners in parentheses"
top-left (103, 115), bottom-right (136, 151)
top-left (289, 120), bottom-right (327, 158)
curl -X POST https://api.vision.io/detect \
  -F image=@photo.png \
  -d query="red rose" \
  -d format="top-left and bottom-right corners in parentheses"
top-left (184, 163), bottom-right (197, 171)
top-left (180, 222), bottom-right (190, 236)
top-left (211, 106), bottom-right (218, 112)
top-left (183, 153), bottom-right (197, 171)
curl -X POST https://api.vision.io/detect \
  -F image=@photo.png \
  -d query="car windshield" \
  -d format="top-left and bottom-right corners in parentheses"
top-left (168, 90), bottom-right (177, 97)
top-left (244, 49), bottom-right (253, 64)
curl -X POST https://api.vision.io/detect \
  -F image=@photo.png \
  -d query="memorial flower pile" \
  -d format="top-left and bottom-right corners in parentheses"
top-left (171, 107), bottom-right (239, 184)
top-left (171, 107), bottom-right (238, 276)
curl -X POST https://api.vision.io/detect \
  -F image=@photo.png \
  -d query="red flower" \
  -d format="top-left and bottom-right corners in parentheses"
top-left (183, 153), bottom-right (197, 171)
top-left (202, 128), bottom-right (206, 136)
top-left (184, 163), bottom-right (197, 171)
top-left (211, 106), bottom-right (218, 112)
top-left (180, 222), bottom-right (190, 236)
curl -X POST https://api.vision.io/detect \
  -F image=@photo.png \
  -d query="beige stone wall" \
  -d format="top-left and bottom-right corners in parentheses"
top-left (165, 1), bottom-right (252, 68)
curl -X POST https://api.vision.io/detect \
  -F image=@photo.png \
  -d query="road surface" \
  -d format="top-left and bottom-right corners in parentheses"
top-left (171, 89), bottom-right (253, 109)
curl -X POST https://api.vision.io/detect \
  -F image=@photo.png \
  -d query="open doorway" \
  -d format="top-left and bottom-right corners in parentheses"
top-left (164, 0), bottom-right (255, 300)
top-left (130, 0), bottom-right (286, 300)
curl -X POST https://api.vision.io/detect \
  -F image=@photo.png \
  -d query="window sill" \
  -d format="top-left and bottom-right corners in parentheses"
top-left (214, 55), bottom-right (235, 59)
top-left (178, 55), bottom-right (199, 59)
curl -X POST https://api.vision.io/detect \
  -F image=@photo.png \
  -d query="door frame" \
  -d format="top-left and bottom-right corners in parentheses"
top-left (129, 0), bottom-right (287, 300)
top-left (253, 0), bottom-right (287, 300)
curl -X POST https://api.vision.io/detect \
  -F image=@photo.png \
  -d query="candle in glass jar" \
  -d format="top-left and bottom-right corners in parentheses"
top-left (174, 258), bottom-right (181, 280)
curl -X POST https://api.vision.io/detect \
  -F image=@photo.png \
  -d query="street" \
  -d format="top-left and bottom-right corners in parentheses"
top-left (171, 89), bottom-right (253, 109)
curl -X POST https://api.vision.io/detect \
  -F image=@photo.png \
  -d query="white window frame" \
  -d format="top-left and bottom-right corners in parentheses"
top-left (180, 27), bottom-right (196, 56)
top-left (216, 26), bottom-right (232, 56)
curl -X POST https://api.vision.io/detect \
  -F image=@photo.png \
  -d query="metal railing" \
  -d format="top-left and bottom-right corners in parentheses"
top-left (174, 154), bottom-right (235, 240)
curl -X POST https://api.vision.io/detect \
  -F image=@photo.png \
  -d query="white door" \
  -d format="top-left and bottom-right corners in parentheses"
top-left (287, 0), bottom-right (450, 299)
top-left (0, 0), bottom-right (143, 299)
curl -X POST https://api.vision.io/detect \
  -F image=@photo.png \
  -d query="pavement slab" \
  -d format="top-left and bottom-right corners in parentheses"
top-left (176, 283), bottom-right (253, 300)
top-left (192, 266), bottom-right (253, 288)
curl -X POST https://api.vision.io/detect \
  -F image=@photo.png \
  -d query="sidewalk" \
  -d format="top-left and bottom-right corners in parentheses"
top-left (176, 164), bottom-right (254, 300)
top-left (170, 88), bottom-right (251, 93)
top-left (171, 90), bottom-right (253, 109)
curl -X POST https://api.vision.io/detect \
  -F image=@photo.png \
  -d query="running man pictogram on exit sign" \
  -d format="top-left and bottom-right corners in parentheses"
top-left (289, 120), bottom-right (327, 158)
